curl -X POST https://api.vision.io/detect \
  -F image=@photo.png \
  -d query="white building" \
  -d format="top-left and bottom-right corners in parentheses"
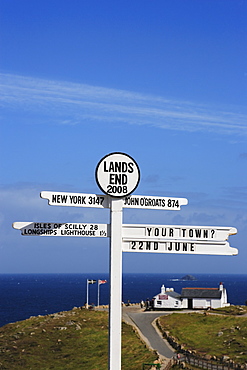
top-left (152, 284), bottom-right (182, 310)
top-left (180, 282), bottom-right (229, 309)
top-left (152, 282), bottom-right (229, 310)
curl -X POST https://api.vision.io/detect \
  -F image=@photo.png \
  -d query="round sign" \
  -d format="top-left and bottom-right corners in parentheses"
top-left (95, 152), bottom-right (140, 198)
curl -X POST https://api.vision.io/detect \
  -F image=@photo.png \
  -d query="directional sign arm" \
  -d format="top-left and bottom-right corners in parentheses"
top-left (40, 191), bottom-right (110, 208)
top-left (122, 224), bottom-right (237, 241)
top-left (122, 195), bottom-right (188, 210)
top-left (13, 222), bottom-right (110, 237)
top-left (122, 223), bottom-right (238, 256)
top-left (122, 239), bottom-right (238, 256)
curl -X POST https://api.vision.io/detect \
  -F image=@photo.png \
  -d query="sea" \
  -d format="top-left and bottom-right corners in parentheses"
top-left (0, 273), bottom-right (246, 328)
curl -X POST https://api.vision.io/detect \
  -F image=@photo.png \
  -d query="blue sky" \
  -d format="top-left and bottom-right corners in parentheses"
top-left (0, 0), bottom-right (246, 274)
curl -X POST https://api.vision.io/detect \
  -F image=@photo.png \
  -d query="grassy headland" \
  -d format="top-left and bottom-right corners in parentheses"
top-left (158, 310), bottom-right (247, 364)
top-left (0, 307), bottom-right (157, 369)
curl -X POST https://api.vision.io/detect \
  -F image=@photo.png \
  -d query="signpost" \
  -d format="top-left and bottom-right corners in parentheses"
top-left (13, 152), bottom-right (238, 370)
top-left (95, 152), bottom-right (141, 370)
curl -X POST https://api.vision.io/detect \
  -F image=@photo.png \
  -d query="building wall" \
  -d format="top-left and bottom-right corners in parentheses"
top-left (182, 297), bottom-right (227, 309)
top-left (192, 298), bottom-right (219, 309)
top-left (153, 295), bottom-right (182, 309)
top-left (181, 298), bottom-right (188, 309)
top-left (221, 288), bottom-right (229, 306)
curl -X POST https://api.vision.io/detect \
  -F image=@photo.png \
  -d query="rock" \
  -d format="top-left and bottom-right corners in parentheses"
top-left (222, 355), bottom-right (230, 362)
top-left (181, 274), bottom-right (197, 281)
top-left (217, 331), bottom-right (224, 337)
top-left (66, 321), bottom-right (74, 326)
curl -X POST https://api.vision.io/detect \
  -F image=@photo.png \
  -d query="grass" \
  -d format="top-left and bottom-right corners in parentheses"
top-left (0, 308), bottom-right (157, 369)
top-left (159, 312), bottom-right (247, 364)
top-left (211, 305), bottom-right (247, 316)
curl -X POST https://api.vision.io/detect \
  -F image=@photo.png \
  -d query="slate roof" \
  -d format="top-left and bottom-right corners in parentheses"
top-left (166, 291), bottom-right (181, 299)
top-left (181, 287), bottom-right (222, 299)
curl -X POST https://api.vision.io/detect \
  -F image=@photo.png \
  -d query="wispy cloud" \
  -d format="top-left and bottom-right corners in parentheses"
top-left (239, 153), bottom-right (247, 159)
top-left (1, 73), bottom-right (247, 135)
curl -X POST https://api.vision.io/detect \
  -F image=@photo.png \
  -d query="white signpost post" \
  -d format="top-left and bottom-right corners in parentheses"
top-left (95, 153), bottom-right (141, 370)
top-left (13, 152), bottom-right (238, 370)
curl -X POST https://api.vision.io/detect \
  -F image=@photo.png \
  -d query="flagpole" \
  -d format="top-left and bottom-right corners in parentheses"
top-left (86, 279), bottom-right (89, 309)
top-left (86, 279), bottom-right (97, 308)
top-left (97, 280), bottom-right (100, 307)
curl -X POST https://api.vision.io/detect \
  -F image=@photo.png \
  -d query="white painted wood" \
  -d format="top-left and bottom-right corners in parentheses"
top-left (40, 191), bottom-right (189, 211)
top-left (122, 240), bottom-right (238, 255)
top-left (109, 198), bottom-right (123, 370)
top-left (122, 224), bottom-right (237, 241)
top-left (122, 194), bottom-right (188, 210)
top-left (12, 222), bottom-right (109, 237)
top-left (95, 152), bottom-right (140, 197)
top-left (40, 191), bottom-right (110, 208)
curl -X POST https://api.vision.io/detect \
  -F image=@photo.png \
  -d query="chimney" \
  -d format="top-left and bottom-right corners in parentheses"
top-left (219, 282), bottom-right (223, 291)
top-left (161, 284), bottom-right (166, 294)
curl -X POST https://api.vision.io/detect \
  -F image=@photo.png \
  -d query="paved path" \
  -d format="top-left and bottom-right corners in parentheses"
top-left (122, 306), bottom-right (175, 359)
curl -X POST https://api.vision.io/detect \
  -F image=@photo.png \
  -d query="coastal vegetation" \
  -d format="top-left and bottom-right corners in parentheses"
top-left (210, 305), bottom-right (247, 316)
top-left (159, 310), bottom-right (247, 364)
top-left (0, 307), bottom-right (157, 369)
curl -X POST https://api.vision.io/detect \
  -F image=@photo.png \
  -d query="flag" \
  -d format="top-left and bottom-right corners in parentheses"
top-left (88, 279), bottom-right (97, 284)
top-left (98, 279), bottom-right (107, 285)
